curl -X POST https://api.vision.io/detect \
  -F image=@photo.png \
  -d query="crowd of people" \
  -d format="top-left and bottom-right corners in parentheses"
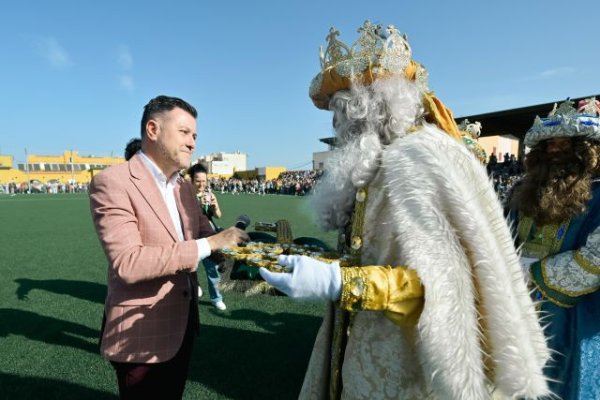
top-left (487, 152), bottom-right (525, 202)
top-left (1, 168), bottom-right (323, 197)
top-left (2, 180), bottom-right (89, 194)
top-left (206, 169), bottom-right (323, 196)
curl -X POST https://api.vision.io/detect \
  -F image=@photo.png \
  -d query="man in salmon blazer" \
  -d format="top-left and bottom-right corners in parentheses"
top-left (90, 95), bottom-right (248, 399)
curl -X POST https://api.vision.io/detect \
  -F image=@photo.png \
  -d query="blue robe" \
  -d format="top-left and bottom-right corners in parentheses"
top-left (511, 181), bottom-right (600, 399)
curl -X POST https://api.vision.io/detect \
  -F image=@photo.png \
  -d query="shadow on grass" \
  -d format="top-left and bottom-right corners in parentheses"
top-left (190, 309), bottom-right (322, 400)
top-left (0, 372), bottom-right (117, 399)
top-left (15, 278), bottom-right (106, 303)
top-left (0, 309), bottom-right (99, 355)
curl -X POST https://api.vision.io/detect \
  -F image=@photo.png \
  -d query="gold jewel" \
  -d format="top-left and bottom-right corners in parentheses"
top-left (340, 267), bottom-right (367, 311)
top-left (350, 277), bottom-right (364, 297)
top-left (351, 236), bottom-right (362, 250)
top-left (355, 188), bottom-right (366, 203)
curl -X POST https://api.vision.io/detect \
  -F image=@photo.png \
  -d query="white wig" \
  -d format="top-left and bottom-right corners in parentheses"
top-left (313, 75), bottom-right (424, 231)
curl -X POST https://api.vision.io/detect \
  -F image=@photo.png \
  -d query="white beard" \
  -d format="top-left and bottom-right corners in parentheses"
top-left (311, 75), bottom-right (423, 232)
top-left (312, 133), bottom-right (382, 231)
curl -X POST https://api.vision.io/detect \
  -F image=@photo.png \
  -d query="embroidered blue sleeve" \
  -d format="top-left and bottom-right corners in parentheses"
top-left (531, 225), bottom-right (600, 307)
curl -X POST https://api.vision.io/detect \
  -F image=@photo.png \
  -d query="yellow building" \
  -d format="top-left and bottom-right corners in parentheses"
top-left (0, 155), bottom-right (12, 169)
top-left (0, 150), bottom-right (124, 185)
top-left (259, 166), bottom-right (287, 181)
top-left (233, 166), bottom-right (287, 181)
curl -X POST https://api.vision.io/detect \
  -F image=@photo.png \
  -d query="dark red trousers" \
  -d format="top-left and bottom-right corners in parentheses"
top-left (110, 310), bottom-right (195, 400)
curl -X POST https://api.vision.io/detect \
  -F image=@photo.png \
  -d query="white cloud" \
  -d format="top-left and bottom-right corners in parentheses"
top-left (538, 67), bottom-right (575, 79)
top-left (116, 45), bottom-right (134, 92)
top-left (117, 45), bottom-right (133, 70)
top-left (514, 67), bottom-right (576, 84)
top-left (30, 36), bottom-right (72, 68)
top-left (118, 75), bottom-right (134, 92)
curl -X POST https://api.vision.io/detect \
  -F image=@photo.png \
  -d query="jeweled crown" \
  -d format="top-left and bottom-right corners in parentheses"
top-left (319, 22), bottom-right (411, 74)
top-left (458, 119), bottom-right (487, 163)
top-left (309, 20), bottom-right (429, 109)
top-left (458, 119), bottom-right (482, 138)
top-left (524, 97), bottom-right (600, 147)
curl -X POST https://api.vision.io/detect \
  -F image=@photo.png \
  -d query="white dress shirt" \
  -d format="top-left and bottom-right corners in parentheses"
top-left (139, 151), bottom-right (211, 263)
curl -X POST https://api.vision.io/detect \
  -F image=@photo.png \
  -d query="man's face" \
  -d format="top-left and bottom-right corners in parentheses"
top-left (545, 137), bottom-right (572, 164)
top-left (514, 136), bottom-right (596, 224)
top-left (192, 172), bottom-right (208, 192)
top-left (153, 107), bottom-right (197, 173)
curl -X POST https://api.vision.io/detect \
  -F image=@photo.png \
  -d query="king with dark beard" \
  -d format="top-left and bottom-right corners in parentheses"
top-left (510, 137), bottom-right (600, 226)
top-left (508, 98), bottom-right (600, 400)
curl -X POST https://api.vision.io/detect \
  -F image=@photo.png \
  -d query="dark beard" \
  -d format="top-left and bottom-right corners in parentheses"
top-left (509, 140), bottom-right (599, 225)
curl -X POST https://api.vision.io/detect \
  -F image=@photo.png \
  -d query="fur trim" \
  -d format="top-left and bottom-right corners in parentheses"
top-left (382, 124), bottom-right (550, 399)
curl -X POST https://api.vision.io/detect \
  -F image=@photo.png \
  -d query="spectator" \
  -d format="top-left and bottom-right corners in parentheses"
top-left (124, 138), bottom-right (142, 161)
top-left (189, 162), bottom-right (227, 311)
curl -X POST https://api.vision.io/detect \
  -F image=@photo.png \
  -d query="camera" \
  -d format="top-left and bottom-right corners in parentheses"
top-left (202, 189), bottom-right (213, 206)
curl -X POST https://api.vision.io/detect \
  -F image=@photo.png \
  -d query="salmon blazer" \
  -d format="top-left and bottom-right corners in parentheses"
top-left (90, 153), bottom-right (214, 363)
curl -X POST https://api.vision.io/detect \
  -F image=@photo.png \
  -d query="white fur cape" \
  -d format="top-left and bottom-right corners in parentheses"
top-left (301, 125), bottom-right (550, 399)
top-left (383, 125), bottom-right (550, 398)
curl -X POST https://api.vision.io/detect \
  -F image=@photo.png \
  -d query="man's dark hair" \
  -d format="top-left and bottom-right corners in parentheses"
top-left (188, 162), bottom-right (208, 177)
top-left (124, 138), bottom-right (142, 161)
top-left (140, 95), bottom-right (197, 138)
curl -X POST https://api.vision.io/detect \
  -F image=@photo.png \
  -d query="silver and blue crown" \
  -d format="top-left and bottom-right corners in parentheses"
top-left (524, 97), bottom-right (600, 147)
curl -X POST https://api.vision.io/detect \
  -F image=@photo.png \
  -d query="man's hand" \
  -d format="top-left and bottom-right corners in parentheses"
top-left (259, 255), bottom-right (341, 301)
top-left (206, 227), bottom-right (249, 251)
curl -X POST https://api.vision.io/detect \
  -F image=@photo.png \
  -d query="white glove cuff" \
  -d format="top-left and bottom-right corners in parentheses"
top-left (329, 262), bottom-right (342, 301)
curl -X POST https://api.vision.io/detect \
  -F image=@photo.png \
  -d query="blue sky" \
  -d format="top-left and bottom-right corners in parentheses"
top-left (0, 0), bottom-right (598, 169)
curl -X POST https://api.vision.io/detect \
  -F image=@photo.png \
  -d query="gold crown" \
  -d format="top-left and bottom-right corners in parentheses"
top-left (309, 20), bottom-right (429, 109)
top-left (458, 119), bottom-right (487, 163)
top-left (458, 119), bottom-right (482, 138)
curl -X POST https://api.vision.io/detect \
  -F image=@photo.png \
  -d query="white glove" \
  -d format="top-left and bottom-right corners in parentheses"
top-left (259, 255), bottom-right (342, 301)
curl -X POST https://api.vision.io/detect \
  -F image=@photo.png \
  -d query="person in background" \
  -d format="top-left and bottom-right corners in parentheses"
top-left (189, 162), bottom-right (227, 311)
top-left (124, 138), bottom-right (142, 161)
top-left (260, 21), bottom-right (550, 399)
top-left (508, 98), bottom-right (600, 399)
top-left (457, 118), bottom-right (487, 164)
top-left (90, 95), bottom-right (248, 399)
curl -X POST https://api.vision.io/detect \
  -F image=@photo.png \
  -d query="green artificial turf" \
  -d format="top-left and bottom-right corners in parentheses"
top-left (0, 192), bottom-right (335, 399)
